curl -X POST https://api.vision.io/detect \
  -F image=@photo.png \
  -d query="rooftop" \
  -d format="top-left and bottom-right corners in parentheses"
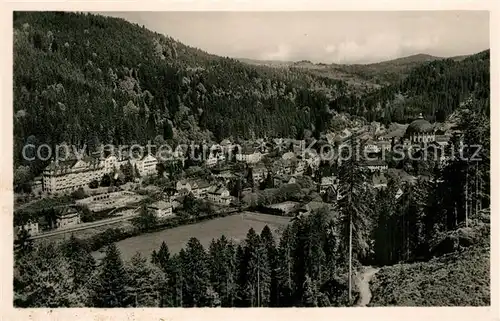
top-left (149, 200), bottom-right (173, 210)
top-left (208, 186), bottom-right (229, 195)
top-left (405, 113), bottom-right (434, 135)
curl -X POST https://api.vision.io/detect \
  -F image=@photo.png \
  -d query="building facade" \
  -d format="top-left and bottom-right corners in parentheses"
top-left (319, 176), bottom-right (338, 194)
top-left (56, 207), bottom-right (81, 229)
top-left (405, 113), bottom-right (436, 144)
top-left (148, 201), bottom-right (174, 218)
top-left (137, 154), bottom-right (158, 177)
top-left (17, 220), bottom-right (39, 236)
top-left (207, 186), bottom-right (232, 205)
top-left (42, 158), bottom-right (105, 195)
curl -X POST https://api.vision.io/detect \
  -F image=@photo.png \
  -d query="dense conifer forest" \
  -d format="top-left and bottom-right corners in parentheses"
top-left (13, 11), bottom-right (348, 168)
top-left (13, 12), bottom-right (489, 168)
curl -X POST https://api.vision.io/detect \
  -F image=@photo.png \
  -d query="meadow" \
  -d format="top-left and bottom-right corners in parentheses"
top-left (92, 212), bottom-right (292, 261)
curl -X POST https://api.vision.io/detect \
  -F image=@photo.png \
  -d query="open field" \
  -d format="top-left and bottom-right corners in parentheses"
top-left (92, 212), bottom-right (292, 261)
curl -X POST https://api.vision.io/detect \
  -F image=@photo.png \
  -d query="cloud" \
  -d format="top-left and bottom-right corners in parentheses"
top-left (260, 43), bottom-right (292, 61)
top-left (105, 11), bottom-right (489, 64)
top-left (320, 33), bottom-right (405, 63)
top-left (315, 33), bottom-right (441, 64)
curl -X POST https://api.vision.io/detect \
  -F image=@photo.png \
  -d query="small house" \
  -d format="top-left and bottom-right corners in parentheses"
top-left (319, 176), bottom-right (338, 194)
top-left (207, 186), bottom-right (232, 205)
top-left (360, 159), bottom-right (388, 172)
top-left (148, 201), bottom-right (174, 219)
top-left (16, 219), bottom-right (39, 236)
top-left (56, 207), bottom-right (81, 229)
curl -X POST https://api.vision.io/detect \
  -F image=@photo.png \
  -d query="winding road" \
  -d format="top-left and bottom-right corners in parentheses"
top-left (355, 266), bottom-right (380, 307)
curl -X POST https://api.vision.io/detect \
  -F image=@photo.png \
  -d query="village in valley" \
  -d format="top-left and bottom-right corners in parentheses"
top-left (15, 113), bottom-right (457, 243)
top-left (11, 11), bottom-right (490, 309)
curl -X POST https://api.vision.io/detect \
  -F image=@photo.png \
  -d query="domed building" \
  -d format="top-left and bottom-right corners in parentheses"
top-left (405, 113), bottom-right (435, 143)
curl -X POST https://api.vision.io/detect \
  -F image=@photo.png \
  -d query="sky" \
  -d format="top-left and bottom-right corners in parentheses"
top-left (102, 11), bottom-right (489, 64)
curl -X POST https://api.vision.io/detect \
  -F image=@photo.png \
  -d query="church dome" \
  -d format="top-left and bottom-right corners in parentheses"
top-left (405, 113), bottom-right (434, 136)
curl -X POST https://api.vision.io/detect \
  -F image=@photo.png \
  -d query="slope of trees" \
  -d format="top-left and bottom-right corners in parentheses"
top-left (14, 99), bottom-right (490, 306)
top-left (14, 209), bottom-right (350, 308)
top-left (371, 92), bottom-right (490, 266)
top-left (13, 11), bottom-right (348, 173)
top-left (330, 50), bottom-right (490, 124)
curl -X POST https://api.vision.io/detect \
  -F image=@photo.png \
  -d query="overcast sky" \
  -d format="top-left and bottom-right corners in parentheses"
top-left (102, 11), bottom-right (489, 64)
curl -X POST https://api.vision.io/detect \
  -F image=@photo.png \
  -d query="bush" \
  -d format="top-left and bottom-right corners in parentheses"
top-left (71, 187), bottom-right (88, 200)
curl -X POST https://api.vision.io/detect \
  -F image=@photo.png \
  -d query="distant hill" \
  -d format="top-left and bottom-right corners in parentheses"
top-left (329, 49), bottom-right (490, 123)
top-left (238, 53), bottom-right (474, 89)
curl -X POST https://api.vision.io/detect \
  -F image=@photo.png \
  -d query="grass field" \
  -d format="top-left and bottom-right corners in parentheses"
top-left (92, 212), bottom-right (292, 262)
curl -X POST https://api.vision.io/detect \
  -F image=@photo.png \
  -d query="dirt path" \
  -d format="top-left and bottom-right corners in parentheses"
top-left (355, 266), bottom-right (380, 307)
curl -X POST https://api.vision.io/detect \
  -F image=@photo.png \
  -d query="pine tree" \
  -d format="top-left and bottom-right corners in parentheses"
top-left (170, 252), bottom-right (185, 307)
top-left (153, 241), bottom-right (171, 272)
top-left (241, 228), bottom-right (260, 306)
top-left (260, 225), bottom-right (279, 306)
top-left (373, 178), bottom-right (400, 265)
top-left (132, 204), bottom-right (158, 231)
top-left (60, 235), bottom-right (96, 288)
top-left (255, 237), bottom-right (272, 307)
top-left (126, 252), bottom-right (166, 307)
top-left (224, 240), bottom-right (238, 307)
top-left (235, 244), bottom-right (247, 307)
top-left (14, 241), bottom-right (86, 307)
top-left (14, 227), bottom-right (34, 258)
top-left (181, 237), bottom-right (210, 307)
top-left (276, 226), bottom-right (295, 306)
top-left (336, 138), bottom-right (371, 303)
top-left (302, 275), bottom-right (318, 307)
top-left (208, 235), bottom-right (237, 307)
top-left (237, 228), bottom-right (272, 307)
top-left (151, 241), bottom-right (175, 307)
top-left (91, 243), bottom-right (131, 307)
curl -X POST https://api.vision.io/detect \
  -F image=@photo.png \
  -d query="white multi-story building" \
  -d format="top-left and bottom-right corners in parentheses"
top-left (103, 154), bottom-right (118, 173)
top-left (236, 146), bottom-right (262, 164)
top-left (175, 179), bottom-right (212, 199)
top-left (41, 151), bottom-right (159, 195)
top-left (42, 158), bottom-right (105, 195)
top-left (364, 142), bottom-right (381, 154)
top-left (376, 140), bottom-right (392, 153)
top-left (205, 153), bottom-right (218, 167)
top-left (360, 159), bottom-right (388, 172)
top-left (252, 165), bottom-right (268, 183)
top-left (294, 160), bottom-right (306, 176)
top-left (320, 176), bottom-right (338, 194)
top-left (137, 154), bottom-right (158, 177)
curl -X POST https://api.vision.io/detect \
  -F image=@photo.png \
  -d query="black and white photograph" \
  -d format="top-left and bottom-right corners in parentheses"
top-left (8, 8), bottom-right (493, 311)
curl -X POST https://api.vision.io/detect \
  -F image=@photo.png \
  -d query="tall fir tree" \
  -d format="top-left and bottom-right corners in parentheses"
top-left (181, 237), bottom-right (210, 307)
top-left (60, 235), bottom-right (96, 289)
top-left (91, 243), bottom-right (131, 307)
top-left (336, 138), bottom-right (371, 303)
top-left (126, 252), bottom-right (167, 307)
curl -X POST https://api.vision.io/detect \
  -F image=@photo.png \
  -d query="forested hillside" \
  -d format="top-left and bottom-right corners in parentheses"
top-left (330, 50), bottom-right (490, 123)
top-left (240, 53), bottom-right (471, 90)
top-left (13, 11), bottom-right (349, 167)
top-left (13, 12), bottom-right (489, 170)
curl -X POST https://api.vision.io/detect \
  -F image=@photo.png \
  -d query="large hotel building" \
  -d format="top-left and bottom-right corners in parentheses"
top-left (42, 153), bottom-right (158, 195)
